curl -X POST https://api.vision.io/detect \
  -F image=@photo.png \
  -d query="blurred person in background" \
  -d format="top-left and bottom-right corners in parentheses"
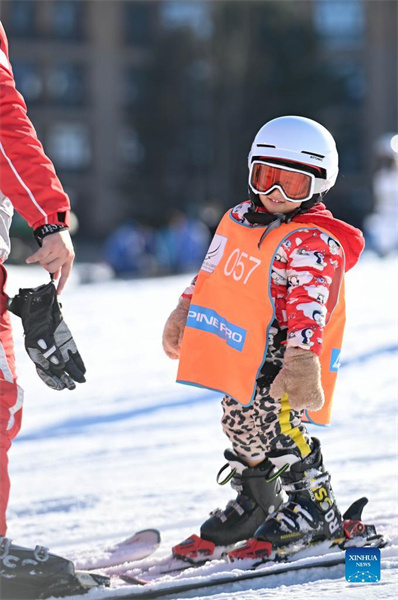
top-left (199, 201), bottom-right (224, 239)
top-left (0, 21), bottom-right (77, 539)
top-left (162, 116), bottom-right (367, 561)
top-left (104, 221), bottom-right (157, 277)
top-left (364, 134), bottom-right (398, 256)
top-left (156, 209), bottom-right (211, 274)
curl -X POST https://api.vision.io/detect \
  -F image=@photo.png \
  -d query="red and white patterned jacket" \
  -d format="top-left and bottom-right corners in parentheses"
top-left (182, 200), bottom-right (364, 356)
top-left (0, 21), bottom-right (70, 263)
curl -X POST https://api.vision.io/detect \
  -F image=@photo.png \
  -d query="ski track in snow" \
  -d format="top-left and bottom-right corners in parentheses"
top-left (5, 253), bottom-right (398, 599)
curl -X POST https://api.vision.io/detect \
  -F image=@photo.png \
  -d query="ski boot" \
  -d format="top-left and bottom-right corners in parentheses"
top-left (0, 537), bottom-right (109, 599)
top-left (172, 449), bottom-right (285, 562)
top-left (229, 437), bottom-right (343, 561)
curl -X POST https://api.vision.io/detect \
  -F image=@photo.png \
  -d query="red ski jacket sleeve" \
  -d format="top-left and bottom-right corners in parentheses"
top-left (0, 22), bottom-right (70, 229)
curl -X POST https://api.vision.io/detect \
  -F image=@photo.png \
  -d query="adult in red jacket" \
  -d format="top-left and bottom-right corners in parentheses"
top-left (0, 21), bottom-right (75, 536)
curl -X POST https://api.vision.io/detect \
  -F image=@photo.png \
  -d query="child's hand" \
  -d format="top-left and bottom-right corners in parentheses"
top-left (269, 347), bottom-right (324, 411)
top-left (162, 297), bottom-right (191, 359)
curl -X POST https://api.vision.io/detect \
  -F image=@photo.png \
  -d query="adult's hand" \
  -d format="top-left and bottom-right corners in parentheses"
top-left (26, 230), bottom-right (75, 294)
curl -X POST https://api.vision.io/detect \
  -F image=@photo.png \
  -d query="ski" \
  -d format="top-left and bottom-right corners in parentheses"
top-left (118, 530), bottom-right (387, 582)
top-left (104, 496), bottom-right (388, 598)
top-left (73, 529), bottom-right (161, 571)
top-left (92, 529), bottom-right (388, 600)
top-left (80, 553), bottom-right (349, 599)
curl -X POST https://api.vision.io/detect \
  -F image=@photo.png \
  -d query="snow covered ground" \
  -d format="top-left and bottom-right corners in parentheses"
top-left (5, 252), bottom-right (398, 599)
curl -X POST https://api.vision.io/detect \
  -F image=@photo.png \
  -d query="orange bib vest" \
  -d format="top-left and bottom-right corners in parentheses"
top-left (177, 209), bottom-right (346, 426)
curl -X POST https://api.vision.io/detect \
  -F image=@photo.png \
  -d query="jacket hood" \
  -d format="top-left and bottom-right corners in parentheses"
top-left (248, 200), bottom-right (365, 272)
top-left (292, 202), bottom-right (365, 272)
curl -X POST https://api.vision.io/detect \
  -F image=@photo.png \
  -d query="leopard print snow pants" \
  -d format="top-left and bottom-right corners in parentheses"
top-left (221, 343), bottom-right (312, 463)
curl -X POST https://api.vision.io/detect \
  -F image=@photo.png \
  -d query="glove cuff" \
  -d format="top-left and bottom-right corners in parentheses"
top-left (284, 346), bottom-right (316, 359)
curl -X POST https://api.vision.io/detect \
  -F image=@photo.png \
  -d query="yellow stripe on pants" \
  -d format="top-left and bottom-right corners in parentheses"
top-left (279, 393), bottom-right (311, 458)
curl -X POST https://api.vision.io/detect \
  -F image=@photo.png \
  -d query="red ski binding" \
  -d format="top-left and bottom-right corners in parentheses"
top-left (341, 496), bottom-right (383, 544)
top-left (228, 538), bottom-right (272, 562)
top-left (172, 534), bottom-right (216, 562)
top-left (343, 519), bottom-right (367, 539)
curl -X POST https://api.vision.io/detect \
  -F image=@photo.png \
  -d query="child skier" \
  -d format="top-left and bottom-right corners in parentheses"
top-left (162, 115), bottom-right (365, 559)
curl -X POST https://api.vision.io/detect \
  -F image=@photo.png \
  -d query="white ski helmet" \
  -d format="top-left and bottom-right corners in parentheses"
top-left (248, 116), bottom-right (339, 195)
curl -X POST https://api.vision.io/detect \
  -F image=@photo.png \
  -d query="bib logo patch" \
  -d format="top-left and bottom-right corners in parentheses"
top-left (186, 305), bottom-right (246, 351)
top-left (201, 234), bottom-right (228, 274)
top-left (330, 348), bottom-right (341, 372)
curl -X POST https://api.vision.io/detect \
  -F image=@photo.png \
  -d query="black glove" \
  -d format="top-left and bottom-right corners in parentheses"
top-left (7, 281), bottom-right (86, 391)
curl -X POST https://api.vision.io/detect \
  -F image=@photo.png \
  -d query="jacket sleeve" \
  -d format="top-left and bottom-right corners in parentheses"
top-left (181, 274), bottom-right (198, 299)
top-left (283, 229), bottom-right (344, 355)
top-left (0, 24), bottom-right (70, 229)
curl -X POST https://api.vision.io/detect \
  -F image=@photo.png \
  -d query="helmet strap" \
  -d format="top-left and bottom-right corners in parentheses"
top-left (299, 193), bottom-right (323, 211)
top-left (249, 188), bottom-right (263, 207)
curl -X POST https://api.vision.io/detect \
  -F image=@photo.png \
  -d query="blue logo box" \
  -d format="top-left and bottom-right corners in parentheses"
top-left (345, 547), bottom-right (381, 582)
top-left (186, 305), bottom-right (247, 351)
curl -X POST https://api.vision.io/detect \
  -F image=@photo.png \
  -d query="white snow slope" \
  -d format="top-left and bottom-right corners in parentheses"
top-left (5, 253), bottom-right (398, 600)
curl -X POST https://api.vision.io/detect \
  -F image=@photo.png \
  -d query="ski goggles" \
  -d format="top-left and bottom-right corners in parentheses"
top-left (249, 161), bottom-right (316, 202)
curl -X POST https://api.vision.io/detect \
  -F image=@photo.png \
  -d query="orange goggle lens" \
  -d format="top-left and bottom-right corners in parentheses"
top-left (250, 162), bottom-right (314, 201)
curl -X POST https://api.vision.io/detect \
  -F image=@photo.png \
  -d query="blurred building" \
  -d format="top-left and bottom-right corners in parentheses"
top-left (307, 0), bottom-right (398, 225)
top-left (1, 0), bottom-right (397, 241)
top-left (1, 0), bottom-right (157, 239)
